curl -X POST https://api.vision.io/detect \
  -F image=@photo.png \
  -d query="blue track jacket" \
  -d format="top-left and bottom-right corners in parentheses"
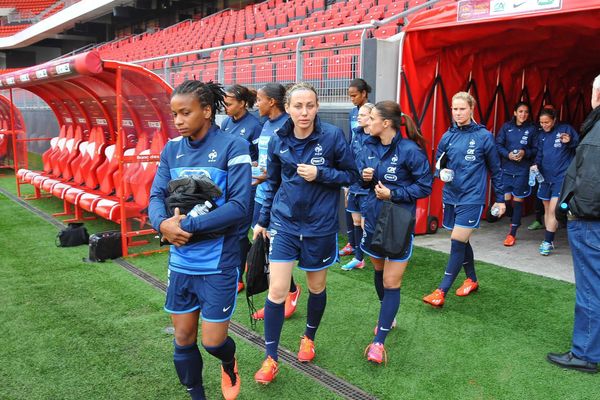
top-left (348, 106), bottom-right (359, 140)
top-left (534, 122), bottom-right (579, 184)
top-left (495, 120), bottom-right (537, 176)
top-left (358, 132), bottom-right (432, 233)
top-left (148, 125), bottom-right (252, 274)
top-left (255, 112), bottom-right (290, 204)
top-left (435, 123), bottom-right (504, 205)
top-left (348, 126), bottom-right (371, 196)
top-left (257, 117), bottom-right (359, 237)
top-left (220, 112), bottom-right (262, 162)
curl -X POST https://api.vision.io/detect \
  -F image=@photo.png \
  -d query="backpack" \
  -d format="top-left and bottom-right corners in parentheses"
top-left (56, 223), bottom-right (89, 247)
top-left (245, 235), bottom-right (270, 327)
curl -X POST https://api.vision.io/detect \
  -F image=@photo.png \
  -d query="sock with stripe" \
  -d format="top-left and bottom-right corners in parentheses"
top-left (264, 298), bottom-right (285, 361)
top-left (374, 288), bottom-right (400, 344)
top-left (173, 342), bottom-right (205, 400)
top-left (304, 289), bottom-right (327, 340)
top-left (439, 239), bottom-right (467, 293)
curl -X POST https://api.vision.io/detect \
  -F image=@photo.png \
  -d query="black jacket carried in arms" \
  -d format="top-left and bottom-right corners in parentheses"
top-left (558, 106), bottom-right (600, 220)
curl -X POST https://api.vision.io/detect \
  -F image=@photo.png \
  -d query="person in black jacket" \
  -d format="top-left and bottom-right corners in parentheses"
top-left (547, 74), bottom-right (600, 374)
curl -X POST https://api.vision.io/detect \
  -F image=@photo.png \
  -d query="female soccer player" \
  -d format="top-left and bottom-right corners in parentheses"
top-left (252, 82), bottom-right (358, 384)
top-left (222, 84), bottom-right (263, 292)
top-left (250, 83), bottom-right (301, 321)
top-left (423, 91), bottom-right (505, 308)
top-left (149, 80), bottom-right (252, 400)
top-left (340, 78), bottom-right (372, 258)
top-left (359, 101), bottom-right (432, 363)
top-left (531, 107), bottom-right (579, 255)
top-left (495, 102), bottom-right (537, 246)
top-left (341, 102), bottom-right (375, 271)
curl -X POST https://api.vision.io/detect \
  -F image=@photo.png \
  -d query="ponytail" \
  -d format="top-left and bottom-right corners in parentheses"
top-left (374, 101), bottom-right (426, 150)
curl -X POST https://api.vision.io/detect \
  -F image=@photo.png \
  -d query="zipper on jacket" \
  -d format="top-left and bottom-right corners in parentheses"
top-left (300, 234), bottom-right (303, 241)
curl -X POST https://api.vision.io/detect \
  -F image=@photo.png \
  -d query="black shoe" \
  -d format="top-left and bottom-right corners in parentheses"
top-left (546, 351), bottom-right (598, 374)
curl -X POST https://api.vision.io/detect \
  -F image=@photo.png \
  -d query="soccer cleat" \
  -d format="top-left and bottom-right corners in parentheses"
top-left (528, 220), bottom-right (544, 230)
top-left (237, 282), bottom-right (245, 294)
top-left (423, 289), bottom-right (445, 307)
top-left (221, 359), bottom-right (241, 400)
top-left (254, 356), bottom-right (279, 385)
top-left (364, 342), bottom-right (387, 365)
top-left (455, 278), bottom-right (479, 296)
top-left (251, 307), bottom-right (265, 320)
top-left (539, 241), bottom-right (554, 256)
top-left (297, 335), bottom-right (315, 362)
top-left (503, 234), bottom-right (516, 247)
top-left (374, 318), bottom-right (397, 335)
top-left (284, 285), bottom-right (301, 319)
top-left (338, 243), bottom-right (354, 256)
top-left (341, 258), bottom-right (365, 271)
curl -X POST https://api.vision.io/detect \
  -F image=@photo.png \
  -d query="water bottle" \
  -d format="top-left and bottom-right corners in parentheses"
top-left (535, 170), bottom-right (545, 184)
top-left (491, 205), bottom-right (500, 217)
top-left (189, 200), bottom-right (213, 217)
top-left (528, 169), bottom-right (537, 187)
top-left (512, 149), bottom-right (519, 155)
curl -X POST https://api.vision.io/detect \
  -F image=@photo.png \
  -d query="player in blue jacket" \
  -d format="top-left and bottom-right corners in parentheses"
top-left (222, 84), bottom-right (263, 292)
top-left (495, 102), bottom-right (536, 246)
top-left (250, 83), bottom-right (302, 321)
top-left (252, 82), bottom-right (358, 384)
top-left (423, 92), bottom-right (505, 308)
top-left (148, 81), bottom-right (251, 400)
top-left (341, 102), bottom-right (375, 271)
top-left (531, 107), bottom-right (579, 256)
top-left (359, 101), bottom-right (432, 364)
top-left (340, 78), bottom-right (372, 258)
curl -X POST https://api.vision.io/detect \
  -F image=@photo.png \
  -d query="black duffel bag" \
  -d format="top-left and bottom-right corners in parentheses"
top-left (56, 223), bottom-right (89, 247)
top-left (370, 201), bottom-right (415, 259)
top-left (88, 231), bottom-right (123, 262)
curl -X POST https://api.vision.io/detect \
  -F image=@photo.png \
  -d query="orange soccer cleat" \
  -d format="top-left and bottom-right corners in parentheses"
top-left (297, 335), bottom-right (316, 362)
top-left (220, 359), bottom-right (240, 400)
top-left (254, 356), bottom-right (279, 385)
top-left (423, 289), bottom-right (445, 307)
top-left (455, 278), bottom-right (479, 297)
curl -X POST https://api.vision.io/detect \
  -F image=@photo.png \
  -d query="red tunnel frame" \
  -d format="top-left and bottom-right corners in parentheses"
top-left (0, 51), bottom-right (179, 257)
top-left (397, 0), bottom-right (600, 234)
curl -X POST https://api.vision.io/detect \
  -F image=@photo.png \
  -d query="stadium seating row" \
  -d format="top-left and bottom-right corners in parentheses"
top-left (17, 125), bottom-right (165, 227)
top-left (0, 0), bottom-right (66, 37)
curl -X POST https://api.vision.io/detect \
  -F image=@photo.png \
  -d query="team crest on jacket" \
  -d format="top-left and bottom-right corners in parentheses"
top-left (208, 149), bottom-right (218, 162)
top-left (465, 138), bottom-right (476, 161)
top-left (311, 156), bottom-right (325, 165)
top-left (391, 154), bottom-right (398, 164)
top-left (314, 144), bottom-right (323, 155)
top-left (240, 128), bottom-right (246, 136)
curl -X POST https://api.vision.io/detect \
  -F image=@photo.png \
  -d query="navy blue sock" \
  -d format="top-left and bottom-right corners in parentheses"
top-left (203, 336), bottom-right (236, 366)
top-left (289, 276), bottom-right (297, 293)
top-left (510, 202), bottom-right (523, 236)
top-left (374, 288), bottom-right (400, 344)
top-left (374, 270), bottom-right (384, 302)
top-left (353, 225), bottom-right (364, 261)
top-left (462, 241), bottom-right (477, 282)
top-left (439, 239), bottom-right (468, 293)
top-left (345, 211), bottom-right (355, 247)
top-left (544, 230), bottom-right (555, 243)
top-left (264, 298), bottom-right (285, 361)
top-left (304, 289), bottom-right (327, 341)
top-left (173, 342), bottom-right (205, 400)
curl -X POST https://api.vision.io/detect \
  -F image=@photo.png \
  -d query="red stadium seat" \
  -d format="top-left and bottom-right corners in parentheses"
top-left (255, 62), bottom-right (275, 83)
top-left (276, 60), bottom-right (296, 83)
top-left (302, 57), bottom-right (325, 82)
top-left (327, 55), bottom-right (356, 79)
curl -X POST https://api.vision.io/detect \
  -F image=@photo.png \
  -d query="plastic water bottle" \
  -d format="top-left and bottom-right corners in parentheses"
top-left (536, 170), bottom-right (545, 184)
top-left (189, 200), bottom-right (213, 217)
top-left (528, 169), bottom-right (537, 187)
top-left (491, 205), bottom-right (500, 217)
top-left (512, 149), bottom-right (519, 155)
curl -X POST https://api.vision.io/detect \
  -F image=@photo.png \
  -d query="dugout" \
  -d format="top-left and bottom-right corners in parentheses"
top-left (1, 51), bottom-right (177, 256)
top-left (398, 0), bottom-right (600, 234)
top-left (0, 94), bottom-right (26, 170)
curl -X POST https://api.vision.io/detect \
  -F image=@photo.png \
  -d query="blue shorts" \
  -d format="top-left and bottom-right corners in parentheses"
top-left (537, 181), bottom-right (561, 200)
top-left (269, 230), bottom-right (338, 271)
top-left (165, 268), bottom-right (239, 322)
top-left (346, 192), bottom-right (367, 214)
top-left (502, 173), bottom-right (531, 198)
top-left (361, 230), bottom-right (413, 262)
top-left (442, 203), bottom-right (484, 230)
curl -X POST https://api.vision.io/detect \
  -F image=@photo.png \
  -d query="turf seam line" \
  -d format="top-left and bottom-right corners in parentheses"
top-left (0, 187), bottom-right (378, 400)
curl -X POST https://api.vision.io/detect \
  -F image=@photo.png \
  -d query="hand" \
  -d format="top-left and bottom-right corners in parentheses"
top-left (159, 207), bottom-right (192, 247)
top-left (362, 167), bottom-right (374, 182)
top-left (560, 133), bottom-right (571, 143)
top-left (375, 181), bottom-right (392, 200)
top-left (252, 167), bottom-right (267, 186)
top-left (297, 164), bottom-right (318, 182)
top-left (516, 149), bottom-right (525, 161)
top-left (491, 202), bottom-right (506, 218)
top-left (252, 224), bottom-right (270, 240)
top-left (530, 164), bottom-right (538, 172)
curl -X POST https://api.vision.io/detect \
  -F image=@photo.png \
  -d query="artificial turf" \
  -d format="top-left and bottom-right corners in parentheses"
top-left (2, 167), bottom-right (600, 400)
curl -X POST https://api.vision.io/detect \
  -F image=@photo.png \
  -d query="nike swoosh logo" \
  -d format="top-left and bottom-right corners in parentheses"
top-left (176, 154), bottom-right (185, 159)
top-left (513, 1), bottom-right (526, 7)
top-left (380, 327), bottom-right (390, 331)
top-left (280, 149), bottom-right (289, 154)
top-left (468, 220), bottom-right (476, 223)
top-left (265, 341), bottom-right (276, 345)
top-left (291, 298), bottom-right (298, 307)
top-left (222, 305), bottom-right (232, 312)
top-left (322, 256), bottom-right (331, 263)
top-left (368, 156), bottom-right (376, 159)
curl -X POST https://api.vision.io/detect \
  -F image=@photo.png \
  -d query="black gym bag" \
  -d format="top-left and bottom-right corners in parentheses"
top-left (88, 231), bottom-right (123, 262)
top-left (56, 223), bottom-right (89, 247)
top-left (370, 201), bottom-right (415, 259)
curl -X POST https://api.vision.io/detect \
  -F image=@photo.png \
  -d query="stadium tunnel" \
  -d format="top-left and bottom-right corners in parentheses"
top-left (0, 51), bottom-right (178, 256)
top-left (397, 0), bottom-right (600, 234)
top-left (0, 95), bottom-right (26, 170)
